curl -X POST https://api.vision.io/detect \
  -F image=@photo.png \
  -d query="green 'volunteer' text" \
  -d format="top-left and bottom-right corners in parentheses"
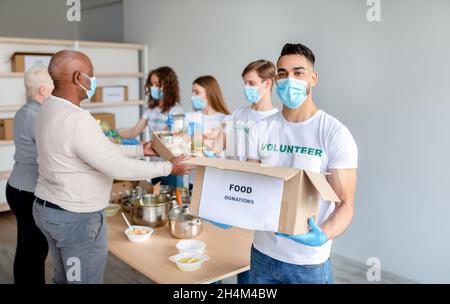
top-left (150, 118), bottom-right (166, 125)
top-left (262, 143), bottom-right (323, 157)
top-left (232, 123), bottom-right (250, 134)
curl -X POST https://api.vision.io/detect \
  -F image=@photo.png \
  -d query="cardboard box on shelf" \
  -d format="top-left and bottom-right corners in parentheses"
top-left (11, 52), bottom-right (53, 72)
top-left (91, 86), bottom-right (129, 103)
top-left (0, 118), bottom-right (14, 140)
top-left (184, 157), bottom-right (341, 235)
top-left (92, 112), bottom-right (115, 130)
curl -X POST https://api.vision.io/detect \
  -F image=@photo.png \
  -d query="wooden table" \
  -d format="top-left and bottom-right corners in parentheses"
top-left (107, 214), bottom-right (254, 284)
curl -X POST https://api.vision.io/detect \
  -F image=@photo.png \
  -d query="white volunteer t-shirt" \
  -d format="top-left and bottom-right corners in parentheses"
top-left (247, 110), bottom-right (358, 265)
top-left (142, 104), bottom-right (184, 140)
top-left (225, 106), bottom-right (279, 160)
top-left (185, 111), bottom-right (227, 133)
top-left (185, 111), bottom-right (228, 185)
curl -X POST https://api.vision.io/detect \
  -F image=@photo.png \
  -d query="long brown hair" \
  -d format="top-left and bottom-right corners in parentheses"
top-left (146, 66), bottom-right (180, 113)
top-left (193, 75), bottom-right (230, 115)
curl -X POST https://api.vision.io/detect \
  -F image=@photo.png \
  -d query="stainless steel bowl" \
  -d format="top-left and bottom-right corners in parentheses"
top-left (169, 204), bottom-right (203, 239)
top-left (131, 201), bottom-right (170, 228)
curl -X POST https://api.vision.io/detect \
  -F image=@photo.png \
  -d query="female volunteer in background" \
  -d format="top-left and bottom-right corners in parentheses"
top-left (185, 75), bottom-right (231, 190)
top-left (120, 66), bottom-right (184, 187)
top-left (224, 60), bottom-right (279, 161)
top-left (6, 66), bottom-right (53, 284)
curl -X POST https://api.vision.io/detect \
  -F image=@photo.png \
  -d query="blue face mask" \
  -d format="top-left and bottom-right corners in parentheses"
top-left (79, 73), bottom-right (97, 99)
top-left (150, 86), bottom-right (163, 100)
top-left (276, 77), bottom-right (309, 109)
top-left (244, 84), bottom-right (263, 104)
top-left (191, 95), bottom-right (206, 110)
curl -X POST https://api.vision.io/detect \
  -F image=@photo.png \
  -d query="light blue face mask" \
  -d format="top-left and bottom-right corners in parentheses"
top-left (79, 73), bottom-right (97, 99)
top-left (244, 83), bottom-right (263, 104)
top-left (276, 77), bottom-right (309, 109)
top-left (191, 95), bottom-right (206, 110)
top-left (150, 86), bottom-right (163, 100)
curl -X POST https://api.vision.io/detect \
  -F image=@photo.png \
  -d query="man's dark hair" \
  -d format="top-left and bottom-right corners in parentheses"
top-left (278, 43), bottom-right (316, 67)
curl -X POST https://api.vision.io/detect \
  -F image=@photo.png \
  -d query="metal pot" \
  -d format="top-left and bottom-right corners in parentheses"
top-left (169, 204), bottom-right (203, 239)
top-left (168, 199), bottom-right (178, 211)
top-left (142, 193), bottom-right (157, 204)
top-left (131, 200), bottom-right (170, 228)
top-left (120, 190), bottom-right (142, 213)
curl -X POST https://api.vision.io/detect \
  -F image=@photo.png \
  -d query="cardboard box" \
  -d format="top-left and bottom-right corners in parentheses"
top-left (91, 86), bottom-right (129, 103)
top-left (152, 131), bottom-right (176, 160)
top-left (137, 180), bottom-right (154, 194)
top-left (0, 118), bottom-right (14, 140)
top-left (184, 157), bottom-right (341, 235)
top-left (11, 52), bottom-right (53, 72)
top-left (152, 131), bottom-right (192, 160)
top-left (110, 181), bottom-right (134, 204)
top-left (92, 112), bottom-right (115, 130)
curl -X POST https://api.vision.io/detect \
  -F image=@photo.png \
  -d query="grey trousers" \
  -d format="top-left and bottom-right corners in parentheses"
top-left (32, 201), bottom-right (108, 284)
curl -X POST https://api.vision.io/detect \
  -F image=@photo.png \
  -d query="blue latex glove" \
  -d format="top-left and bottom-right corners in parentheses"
top-left (188, 122), bottom-right (204, 136)
top-left (121, 138), bottom-right (139, 145)
top-left (203, 150), bottom-right (215, 158)
top-left (204, 219), bottom-right (232, 230)
top-left (187, 122), bottom-right (196, 136)
top-left (275, 217), bottom-right (328, 247)
top-left (166, 114), bottom-right (174, 129)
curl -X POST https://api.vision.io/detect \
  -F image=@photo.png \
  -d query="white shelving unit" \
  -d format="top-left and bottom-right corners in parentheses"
top-left (0, 36), bottom-right (149, 212)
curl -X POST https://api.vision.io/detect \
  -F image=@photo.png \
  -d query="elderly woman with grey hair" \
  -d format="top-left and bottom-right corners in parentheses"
top-left (6, 65), bottom-right (53, 284)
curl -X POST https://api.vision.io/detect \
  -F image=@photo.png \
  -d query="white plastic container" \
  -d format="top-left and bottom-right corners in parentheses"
top-left (105, 203), bottom-right (121, 217)
top-left (176, 239), bottom-right (206, 254)
top-left (124, 225), bottom-right (153, 243)
top-left (169, 252), bottom-right (209, 272)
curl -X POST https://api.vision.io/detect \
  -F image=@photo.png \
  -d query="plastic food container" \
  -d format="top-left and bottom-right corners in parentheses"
top-left (171, 114), bottom-right (185, 134)
top-left (104, 203), bottom-right (121, 217)
top-left (124, 225), bottom-right (153, 243)
top-left (176, 239), bottom-right (206, 254)
top-left (169, 251), bottom-right (209, 272)
top-left (161, 133), bottom-right (174, 145)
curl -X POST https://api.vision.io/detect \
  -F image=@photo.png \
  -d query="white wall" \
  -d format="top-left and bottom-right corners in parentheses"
top-left (79, 0), bottom-right (124, 42)
top-left (124, 0), bottom-right (450, 283)
top-left (0, 0), bottom-right (123, 42)
top-left (0, 0), bottom-right (79, 40)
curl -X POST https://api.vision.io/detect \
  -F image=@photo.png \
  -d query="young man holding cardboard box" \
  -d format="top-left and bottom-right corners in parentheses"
top-left (245, 43), bottom-right (358, 284)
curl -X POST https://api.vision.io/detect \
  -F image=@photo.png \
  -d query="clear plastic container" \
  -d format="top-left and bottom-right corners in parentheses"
top-left (171, 114), bottom-right (185, 134)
